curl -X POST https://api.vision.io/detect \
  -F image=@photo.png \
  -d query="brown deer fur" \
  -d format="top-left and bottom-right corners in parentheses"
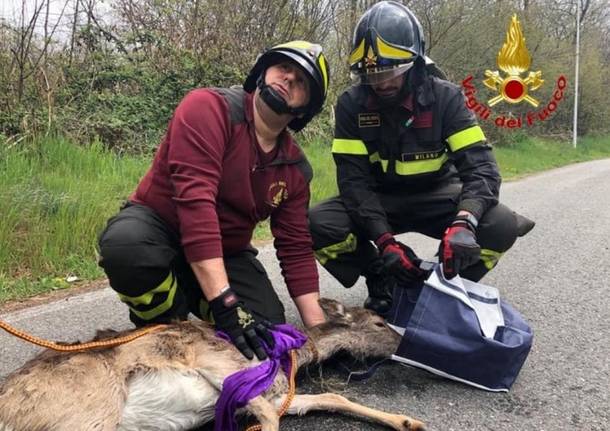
top-left (0, 298), bottom-right (424, 431)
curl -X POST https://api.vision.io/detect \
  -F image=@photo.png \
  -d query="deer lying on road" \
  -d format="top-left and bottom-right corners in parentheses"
top-left (0, 298), bottom-right (424, 431)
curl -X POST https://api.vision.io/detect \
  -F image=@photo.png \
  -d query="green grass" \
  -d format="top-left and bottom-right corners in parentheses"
top-left (495, 135), bottom-right (610, 179)
top-left (0, 136), bottom-right (149, 303)
top-left (1, 134), bottom-right (609, 304)
top-left (305, 138), bottom-right (339, 204)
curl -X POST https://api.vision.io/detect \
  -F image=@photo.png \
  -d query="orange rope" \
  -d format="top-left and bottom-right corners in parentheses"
top-left (0, 319), bottom-right (166, 352)
top-left (3, 318), bottom-right (300, 429)
top-left (245, 349), bottom-right (299, 431)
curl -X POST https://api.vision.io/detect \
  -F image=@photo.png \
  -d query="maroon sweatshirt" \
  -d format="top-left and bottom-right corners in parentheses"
top-left (131, 88), bottom-right (319, 297)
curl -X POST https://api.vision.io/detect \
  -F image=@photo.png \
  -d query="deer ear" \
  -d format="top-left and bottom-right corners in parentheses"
top-left (318, 298), bottom-right (346, 319)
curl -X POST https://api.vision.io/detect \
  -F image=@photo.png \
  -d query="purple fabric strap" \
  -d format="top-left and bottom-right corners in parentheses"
top-left (214, 324), bottom-right (308, 431)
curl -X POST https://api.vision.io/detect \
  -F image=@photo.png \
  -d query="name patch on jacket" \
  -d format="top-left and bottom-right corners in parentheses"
top-left (358, 113), bottom-right (381, 128)
top-left (401, 149), bottom-right (445, 162)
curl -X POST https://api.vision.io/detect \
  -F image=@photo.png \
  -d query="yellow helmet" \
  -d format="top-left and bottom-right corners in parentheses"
top-left (244, 41), bottom-right (330, 131)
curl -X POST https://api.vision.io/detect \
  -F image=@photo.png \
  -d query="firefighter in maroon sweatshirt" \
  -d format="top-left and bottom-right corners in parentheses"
top-left (98, 41), bottom-right (330, 360)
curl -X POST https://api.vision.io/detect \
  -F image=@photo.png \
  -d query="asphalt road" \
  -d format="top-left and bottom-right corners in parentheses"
top-left (1, 159), bottom-right (609, 431)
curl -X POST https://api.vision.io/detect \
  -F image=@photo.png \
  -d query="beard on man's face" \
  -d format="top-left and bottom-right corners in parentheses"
top-left (373, 85), bottom-right (401, 99)
top-left (370, 75), bottom-right (407, 105)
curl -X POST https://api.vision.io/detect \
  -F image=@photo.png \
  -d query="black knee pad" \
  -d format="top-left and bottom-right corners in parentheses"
top-left (308, 197), bottom-right (355, 247)
top-left (515, 213), bottom-right (535, 237)
top-left (476, 204), bottom-right (519, 253)
top-left (98, 205), bottom-right (177, 297)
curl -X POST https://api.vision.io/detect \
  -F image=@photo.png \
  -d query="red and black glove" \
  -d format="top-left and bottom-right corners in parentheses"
top-left (375, 233), bottom-right (426, 284)
top-left (209, 287), bottom-right (275, 360)
top-left (440, 215), bottom-right (481, 279)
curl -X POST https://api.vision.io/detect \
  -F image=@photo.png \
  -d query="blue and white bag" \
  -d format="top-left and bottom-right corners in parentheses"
top-left (385, 265), bottom-right (533, 392)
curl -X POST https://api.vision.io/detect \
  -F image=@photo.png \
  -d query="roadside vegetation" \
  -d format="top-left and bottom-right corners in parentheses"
top-left (0, 136), bottom-right (147, 303)
top-left (1, 0), bottom-right (608, 303)
top-left (1, 133), bottom-right (609, 304)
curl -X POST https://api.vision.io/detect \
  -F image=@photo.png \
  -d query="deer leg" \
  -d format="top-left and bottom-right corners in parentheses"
top-left (282, 393), bottom-right (425, 431)
top-left (244, 395), bottom-right (280, 431)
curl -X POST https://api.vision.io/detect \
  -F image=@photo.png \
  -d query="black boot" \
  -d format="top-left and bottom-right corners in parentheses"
top-left (362, 259), bottom-right (396, 316)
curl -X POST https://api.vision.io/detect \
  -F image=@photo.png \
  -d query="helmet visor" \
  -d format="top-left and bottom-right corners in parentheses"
top-left (351, 62), bottom-right (414, 86)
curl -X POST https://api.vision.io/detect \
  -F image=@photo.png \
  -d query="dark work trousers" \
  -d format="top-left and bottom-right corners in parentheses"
top-left (309, 181), bottom-right (534, 288)
top-left (97, 203), bottom-right (285, 327)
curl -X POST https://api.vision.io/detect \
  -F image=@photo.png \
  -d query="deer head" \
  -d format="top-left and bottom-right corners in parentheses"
top-left (307, 298), bottom-right (402, 362)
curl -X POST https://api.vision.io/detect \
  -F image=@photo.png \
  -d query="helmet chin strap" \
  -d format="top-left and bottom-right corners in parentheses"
top-left (256, 73), bottom-right (307, 117)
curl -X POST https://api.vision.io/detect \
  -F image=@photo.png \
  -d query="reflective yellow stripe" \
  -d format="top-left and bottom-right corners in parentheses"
top-left (317, 54), bottom-right (329, 94)
top-left (395, 153), bottom-right (448, 175)
top-left (118, 273), bottom-right (174, 306)
top-left (118, 273), bottom-right (178, 321)
top-left (376, 35), bottom-right (414, 60)
top-left (332, 138), bottom-right (368, 155)
top-left (446, 126), bottom-right (485, 152)
top-left (349, 38), bottom-right (366, 66)
top-left (274, 40), bottom-right (328, 94)
top-left (275, 40), bottom-right (313, 50)
top-left (314, 233), bottom-right (357, 265)
top-left (480, 249), bottom-right (503, 270)
top-left (369, 152), bottom-right (388, 172)
top-left (369, 152), bottom-right (447, 175)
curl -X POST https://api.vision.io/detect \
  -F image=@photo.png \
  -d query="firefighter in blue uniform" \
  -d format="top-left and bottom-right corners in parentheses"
top-left (309, 1), bottom-right (535, 314)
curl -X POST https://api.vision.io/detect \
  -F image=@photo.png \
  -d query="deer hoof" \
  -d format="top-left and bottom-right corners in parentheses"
top-left (402, 417), bottom-right (426, 431)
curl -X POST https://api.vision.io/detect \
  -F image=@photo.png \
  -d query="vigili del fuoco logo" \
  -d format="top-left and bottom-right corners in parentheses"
top-left (462, 15), bottom-right (567, 129)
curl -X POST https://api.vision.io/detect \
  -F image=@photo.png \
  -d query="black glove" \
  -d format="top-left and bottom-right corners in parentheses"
top-left (209, 287), bottom-right (275, 360)
top-left (375, 233), bottom-right (426, 284)
top-left (440, 216), bottom-right (481, 279)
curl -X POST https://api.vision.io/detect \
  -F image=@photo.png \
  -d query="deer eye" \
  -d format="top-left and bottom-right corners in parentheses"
top-left (374, 321), bottom-right (385, 328)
